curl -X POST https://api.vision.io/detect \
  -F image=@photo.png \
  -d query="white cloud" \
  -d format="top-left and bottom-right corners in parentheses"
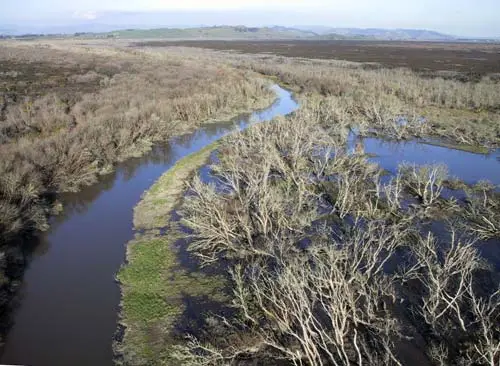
top-left (73, 11), bottom-right (100, 20)
top-left (123, 0), bottom-right (322, 11)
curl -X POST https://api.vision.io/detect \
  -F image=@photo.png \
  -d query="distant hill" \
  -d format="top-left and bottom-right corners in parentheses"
top-left (92, 26), bottom-right (459, 41)
top-left (78, 26), bottom-right (319, 40)
top-left (296, 26), bottom-right (457, 41)
top-left (333, 28), bottom-right (456, 41)
top-left (312, 33), bottom-right (373, 41)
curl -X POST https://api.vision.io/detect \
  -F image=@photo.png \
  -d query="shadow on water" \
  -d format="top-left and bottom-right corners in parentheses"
top-left (0, 85), bottom-right (298, 366)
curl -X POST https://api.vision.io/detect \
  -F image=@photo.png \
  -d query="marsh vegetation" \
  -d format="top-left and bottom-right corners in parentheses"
top-left (120, 44), bottom-right (499, 365)
top-left (141, 44), bottom-right (500, 149)
top-left (174, 102), bottom-right (499, 366)
top-left (0, 41), bottom-right (274, 344)
top-left (0, 39), bottom-right (498, 366)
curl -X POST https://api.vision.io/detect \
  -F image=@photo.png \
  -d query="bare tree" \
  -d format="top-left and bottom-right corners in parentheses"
top-left (404, 228), bottom-right (483, 333)
top-left (465, 286), bottom-right (500, 366)
top-left (462, 181), bottom-right (500, 240)
top-left (399, 163), bottom-right (448, 206)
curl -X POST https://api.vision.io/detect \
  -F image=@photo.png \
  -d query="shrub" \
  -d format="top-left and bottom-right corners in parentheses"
top-left (399, 163), bottom-right (448, 206)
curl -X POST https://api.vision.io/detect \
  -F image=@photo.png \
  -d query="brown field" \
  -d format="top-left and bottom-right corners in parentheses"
top-left (136, 40), bottom-right (500, 81)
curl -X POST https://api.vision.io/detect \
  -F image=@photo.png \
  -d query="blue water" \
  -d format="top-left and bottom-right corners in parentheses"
top-left (351, 136), bottom-right (500, 185)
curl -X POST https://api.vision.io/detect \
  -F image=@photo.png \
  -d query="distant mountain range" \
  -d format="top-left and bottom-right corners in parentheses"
top-left (1, 24), bottom-right (497, 42)
top-left (295, 27), bottom-right (458, 41)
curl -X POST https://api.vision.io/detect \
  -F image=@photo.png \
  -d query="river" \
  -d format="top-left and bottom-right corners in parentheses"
top-left (0, 85), bottom-right (298, 366)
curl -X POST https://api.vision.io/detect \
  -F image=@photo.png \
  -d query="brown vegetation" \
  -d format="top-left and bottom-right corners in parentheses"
top-left (0, 43), bottom-right (271, 237)
top-left (245, 57), bottom-right (500, 148)
top-left (0, 42), bottom-right (274, 330)
top-left (143, 45), bottom-right (500, 150)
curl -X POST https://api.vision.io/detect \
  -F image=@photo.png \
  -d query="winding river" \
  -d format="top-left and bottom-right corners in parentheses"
top-left (0, 85), bottom-right (298, 366)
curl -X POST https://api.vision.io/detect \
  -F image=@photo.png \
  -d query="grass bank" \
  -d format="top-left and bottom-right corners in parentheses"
top-left (116, 140), bottom-right (225, 365)
top-left (134, 141), bottom-right (219, 231)
top-left (116, 229), bottom-right (227, 365)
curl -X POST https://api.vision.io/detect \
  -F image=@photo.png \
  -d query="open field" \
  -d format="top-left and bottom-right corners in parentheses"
top-left (138, 40), bottom-right (500, 80)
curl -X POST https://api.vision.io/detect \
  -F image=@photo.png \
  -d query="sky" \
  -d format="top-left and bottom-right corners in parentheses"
top-left (1, 0), bottom-right (499, 37)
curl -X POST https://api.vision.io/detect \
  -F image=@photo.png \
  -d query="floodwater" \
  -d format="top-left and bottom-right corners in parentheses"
top-left (0, 85), bottom-right (298, 366)
top-left (350, 135), bottom-right (500, 185)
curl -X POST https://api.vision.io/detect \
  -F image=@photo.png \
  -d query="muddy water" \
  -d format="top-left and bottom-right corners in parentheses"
top-left (0, 85), bottom-right (298, 366)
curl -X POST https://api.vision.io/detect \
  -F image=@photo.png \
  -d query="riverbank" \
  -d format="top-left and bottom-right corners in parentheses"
top-left (116, 144), bottom-right (225, 365)
top-left (115, 85), bottom-right (298, 365)
top-left (133, 141), bottom-right (219, 231)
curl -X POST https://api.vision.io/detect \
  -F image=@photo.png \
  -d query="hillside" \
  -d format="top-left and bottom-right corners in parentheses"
top-left (3, 25), bottom-right (490, 41)
top-left (93, 26), bottom-right (459, 41)
top-left (332, 28), bottom-right (456, 41)
top-left (81, 26), bottom-right (318, 40)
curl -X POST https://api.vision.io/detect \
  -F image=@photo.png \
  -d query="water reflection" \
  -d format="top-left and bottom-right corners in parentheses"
top-left (348, 134), bottom-right (500, 185)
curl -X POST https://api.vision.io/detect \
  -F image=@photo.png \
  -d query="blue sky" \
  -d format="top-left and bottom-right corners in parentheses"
top-left (2, 0), bottom-right (499, 37)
